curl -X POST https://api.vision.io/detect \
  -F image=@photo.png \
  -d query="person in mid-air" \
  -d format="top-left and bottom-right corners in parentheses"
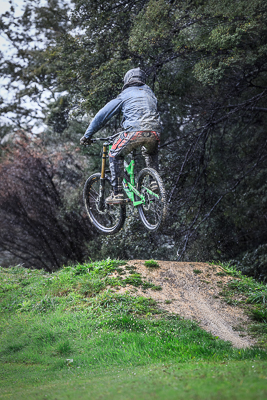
top-left (80, 67), bottom-right (162, 204)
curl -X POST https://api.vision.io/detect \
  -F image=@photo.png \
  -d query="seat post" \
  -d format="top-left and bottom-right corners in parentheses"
top-left (132, 148), bottom-right (136, 162)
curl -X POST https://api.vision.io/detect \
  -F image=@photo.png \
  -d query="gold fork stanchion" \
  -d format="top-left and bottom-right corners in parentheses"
top-left (101, 145), bottom-right (107, 179)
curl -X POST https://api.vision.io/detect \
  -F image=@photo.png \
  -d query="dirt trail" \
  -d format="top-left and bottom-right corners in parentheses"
top-left (117, 260), bottom-right (254, 348)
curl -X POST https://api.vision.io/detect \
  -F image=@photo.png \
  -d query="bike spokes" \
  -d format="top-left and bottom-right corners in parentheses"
top-left (136, 168), bottom-right (167, 231)
top-left (83, 173), bottom-right (126, 234)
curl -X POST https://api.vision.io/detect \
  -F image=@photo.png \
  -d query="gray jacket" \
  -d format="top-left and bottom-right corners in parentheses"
top-left (84, 84), bottom-right (161, 138)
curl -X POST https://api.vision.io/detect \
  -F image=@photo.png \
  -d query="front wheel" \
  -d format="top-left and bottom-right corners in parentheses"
top-left (83, 173), bottom-right (126, 234)
top-left (136, 168), bottom-right (167, 232)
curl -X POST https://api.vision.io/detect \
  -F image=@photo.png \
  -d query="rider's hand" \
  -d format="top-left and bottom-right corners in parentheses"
top-left (80, 136), bottom-right (92, 146)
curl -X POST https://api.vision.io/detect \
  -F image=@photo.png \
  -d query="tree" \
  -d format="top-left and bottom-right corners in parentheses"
top-left (0, 138), bottom-right (96, 270)
top-left (0, 0), bottom-right (71, 128)
top-left (1, 0), bottom-right (267, 277)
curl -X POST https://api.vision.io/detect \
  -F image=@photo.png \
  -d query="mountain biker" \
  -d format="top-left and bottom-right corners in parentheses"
top-left (80, 67), bottom-right (162, 204)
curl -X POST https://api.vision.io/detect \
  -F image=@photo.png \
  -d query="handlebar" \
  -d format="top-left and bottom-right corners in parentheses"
top-left (91, 132), bottom-right (121, 145)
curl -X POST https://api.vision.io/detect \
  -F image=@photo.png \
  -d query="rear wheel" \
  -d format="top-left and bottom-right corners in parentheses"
top-left (136, 168), bottom-right (167, 231)
top-left (83, 173), bottom-right (126, 234)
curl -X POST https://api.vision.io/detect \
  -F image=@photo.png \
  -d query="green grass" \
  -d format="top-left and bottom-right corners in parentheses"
top-left (0, 260), bottom-right (267, 399)
top-left (144, 260), bottom-right (160, 268)
top-left (1, 361), bottom-right (267, 400)
top-left (193, 269), bottom-right (202, 274)
top-left (212, 262), bottom-right (267, 347)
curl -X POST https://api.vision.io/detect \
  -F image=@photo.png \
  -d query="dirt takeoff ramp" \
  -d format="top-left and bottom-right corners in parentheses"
top-left (122, 261), bottom-right (254, 348)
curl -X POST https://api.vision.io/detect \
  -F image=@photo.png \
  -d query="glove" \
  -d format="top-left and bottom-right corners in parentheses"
top-left (80, 136), bottom-right (92, 146)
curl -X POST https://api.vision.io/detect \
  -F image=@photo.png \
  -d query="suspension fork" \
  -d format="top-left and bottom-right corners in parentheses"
top-left (99, 143), bottom-right (108, 210)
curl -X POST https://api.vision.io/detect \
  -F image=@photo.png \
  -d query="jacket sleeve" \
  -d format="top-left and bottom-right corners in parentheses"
top-left (84, 97), bottom-right (123, 138)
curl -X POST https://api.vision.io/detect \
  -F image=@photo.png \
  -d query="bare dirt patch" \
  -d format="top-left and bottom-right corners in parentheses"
top-left (115, 260), bottom-right (255, 348)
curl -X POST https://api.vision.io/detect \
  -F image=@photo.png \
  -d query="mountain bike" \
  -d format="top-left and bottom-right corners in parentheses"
top-left (83, 133), bottom-right (167, 234)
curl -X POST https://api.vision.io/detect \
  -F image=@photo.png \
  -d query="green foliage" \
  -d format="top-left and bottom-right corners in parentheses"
top-left (230, 244), bottom-right (267, 281)
top-left (1, 0), bottom-right (267, 275)
top-left (213, 261), bottom-right (267, 345)
top-left (193, 269), bottom-right (202, 275)
top-left (0, 260), bottom-right (163, 314)
top-left (1, 260), bottom-right (267, 399)
top-left (215, 262), bottom-right (267, 302)
top-left (2, 360), bottom-right (267, 400)
top-left (165, 299), bottom-right (172, 304)
top-left (227, 277), bottom-right (267, 299)
top-left (248, 292), bottom-right (267, 305)
top-left (215, 262), bottom-right (243, 278)
top-left (56, 340), bottom-right (72, 355)
top-left (129, 0), bottom-right (173, 57)
top-left (46, 95), bottom-right (70, 133)
top-left (250, 306), bottom-right (267, 323)
top-left (144, 260), bottom-right (160, 268)
top-left (1, 261), bottom-right (266, 370)
top-left (123, 273), bottom-right (161, 290)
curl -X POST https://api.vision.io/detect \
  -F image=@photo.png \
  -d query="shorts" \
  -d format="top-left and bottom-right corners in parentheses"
top-left (109, 130), bottom-right (160, 159)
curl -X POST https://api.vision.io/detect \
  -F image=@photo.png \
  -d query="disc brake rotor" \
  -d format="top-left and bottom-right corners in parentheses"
top-left (95, 197), bottom-right (109, 214)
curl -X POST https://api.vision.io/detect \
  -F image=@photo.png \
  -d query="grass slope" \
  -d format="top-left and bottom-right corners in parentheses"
top-left (0, 260), bottom-right (266, 399)
top-left (214, 262), bottom-right (267, 348)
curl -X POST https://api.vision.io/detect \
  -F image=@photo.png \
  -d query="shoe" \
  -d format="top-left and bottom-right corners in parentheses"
top-left (105, 192), bottom-right (124, 205)
top-left (150, 181), bottom-right (159, 193)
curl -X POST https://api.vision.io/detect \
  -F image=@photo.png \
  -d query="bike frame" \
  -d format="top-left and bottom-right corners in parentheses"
top-left (122, 149), bottom-right (145, 206)
top-left (99, 140), bottom-right (159, 207)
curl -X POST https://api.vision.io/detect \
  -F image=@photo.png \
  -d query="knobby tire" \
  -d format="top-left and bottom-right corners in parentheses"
top-left (136, 167), bottom-right (167, 232)
top-left (83, 173), bottom-right (126, 235)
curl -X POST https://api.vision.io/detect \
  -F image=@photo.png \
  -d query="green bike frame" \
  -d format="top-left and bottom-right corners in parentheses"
top-left (123, 159), bottom-right (145, 206)
top-left (107, 145), bottom-right (159, 207)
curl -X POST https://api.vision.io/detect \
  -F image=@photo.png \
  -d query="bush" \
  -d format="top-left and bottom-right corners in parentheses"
top-left (144, 260), bottom-right (160, 268)
top-left (0, 143), bottom-right (96, 271)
